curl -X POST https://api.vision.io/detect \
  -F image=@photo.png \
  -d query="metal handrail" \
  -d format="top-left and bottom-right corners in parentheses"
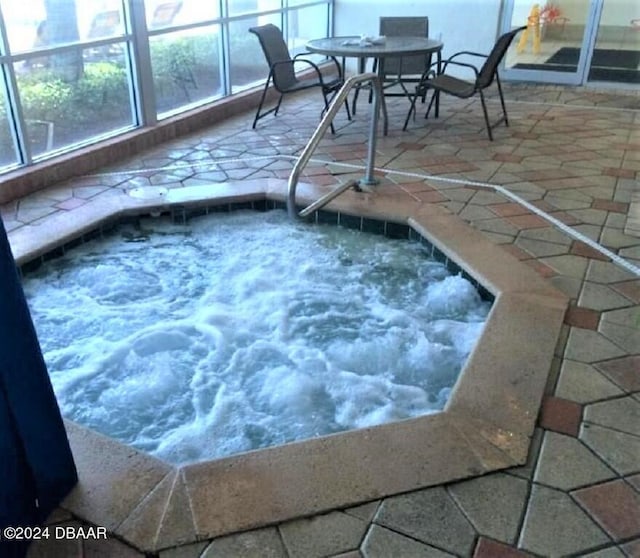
top-left (287, 72), bottom-right (388, 219)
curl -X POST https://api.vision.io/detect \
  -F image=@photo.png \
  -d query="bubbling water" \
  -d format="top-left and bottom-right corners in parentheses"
top-left (23, 210), bottom-right (491, 465)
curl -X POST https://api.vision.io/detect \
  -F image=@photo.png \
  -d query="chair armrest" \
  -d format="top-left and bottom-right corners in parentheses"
top-left (447, 50), bottom-right (488, 62)
top-left (295, 52), bottom-right (343, 77)
top-left (440, 59), bottom-right (481, 78)
top-left (271, 57), bottom-right (329, 87)
top-left (421, 49), bottom-right (486, 74)
top-left (417, 67), bottom-right (437, 83)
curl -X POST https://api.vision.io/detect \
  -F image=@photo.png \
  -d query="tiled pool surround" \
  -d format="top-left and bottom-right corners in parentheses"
top-left (11, 178), bottom-right (567, 553)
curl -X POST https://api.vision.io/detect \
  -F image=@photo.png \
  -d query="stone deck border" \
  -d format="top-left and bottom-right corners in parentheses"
top-left (10, 178), bottom-right (568, 553)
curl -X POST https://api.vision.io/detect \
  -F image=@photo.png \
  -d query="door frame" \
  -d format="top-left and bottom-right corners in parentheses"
top-left (499, 0), bottom-right (603, 85)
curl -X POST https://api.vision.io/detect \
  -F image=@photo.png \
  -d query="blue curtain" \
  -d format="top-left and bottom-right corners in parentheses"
top-left (0, 217), bottom-right (77, 557)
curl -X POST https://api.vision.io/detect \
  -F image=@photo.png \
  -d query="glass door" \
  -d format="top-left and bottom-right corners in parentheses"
top-left (501, 0), bottom-right (601, 85)
top-left (589, 0), bottom-right (640, 85)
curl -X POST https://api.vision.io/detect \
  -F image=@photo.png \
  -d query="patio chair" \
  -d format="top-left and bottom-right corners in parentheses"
top-left (249, 24), bottom-right (350, 134)
top-left (403, 26), bottom-right (526, 140)
top-left (352, 16), bottom-right (430, 113)
top-left (378, 17), bottom-right (431, 96)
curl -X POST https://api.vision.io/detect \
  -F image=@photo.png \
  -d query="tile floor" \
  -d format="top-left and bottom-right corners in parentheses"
top-left (3, 80), bottom-right (640, 557)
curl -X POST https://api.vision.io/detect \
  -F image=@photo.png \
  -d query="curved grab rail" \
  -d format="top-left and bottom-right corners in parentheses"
top-left (287, 72), bottom-right (388, 219)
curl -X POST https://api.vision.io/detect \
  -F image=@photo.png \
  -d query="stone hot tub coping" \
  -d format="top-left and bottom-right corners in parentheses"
top-left (10, 178), bottom-right (568, 553)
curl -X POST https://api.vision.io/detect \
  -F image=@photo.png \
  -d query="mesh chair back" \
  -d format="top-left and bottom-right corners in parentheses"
top-left (249, 24), bottom-right (297, 91)
top-left (477, 26), bottom-right (526, 89)
top-left (379, 17), bottom-right (430, 76)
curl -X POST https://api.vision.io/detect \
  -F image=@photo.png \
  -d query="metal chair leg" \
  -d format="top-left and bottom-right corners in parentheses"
top-left (479, 90), bottom-right (494, 141)
top-left (322, 91), bottom-right (336, 134)
top-left (403, 87), bottom-right (424, 130)
top-left (273, 94), bottom-right (283, 116)
top-left (403, 94), bottom-right (418, 131)
top-left (424, 90), bottom-right (437, 119)
top-left (252, 78), bottom-right (271, 129)
top-left (495, 72), bottom-right (509, 126)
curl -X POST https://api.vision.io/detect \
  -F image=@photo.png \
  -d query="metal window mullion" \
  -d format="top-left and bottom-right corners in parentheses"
top-left (282, 0), bottom-right (288, 43)
top-left (147, 18), bottom-right (224, 39)
top-left (221, 0), bottom-right (232, 97)
top-left (328, 0), bottom-right (334, 38)
top-left (0, 9), bottom-right (30, 165)
top-left (286, 0), bottom-right (331, 6)
top-left (16, 35), bottom-right (130, 63)
top-left (126, 0), bottom-right (156, 126)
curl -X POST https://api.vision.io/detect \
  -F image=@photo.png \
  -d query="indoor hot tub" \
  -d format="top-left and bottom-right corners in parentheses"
top-left (11, 178), bottom-right (567, 553)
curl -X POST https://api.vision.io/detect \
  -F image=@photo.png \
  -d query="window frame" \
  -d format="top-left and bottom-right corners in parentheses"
top-left (0, 0), bottom-right (333, 173)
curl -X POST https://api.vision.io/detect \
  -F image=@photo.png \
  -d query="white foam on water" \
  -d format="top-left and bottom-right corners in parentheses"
top-left (23, 210), bottom-right (491, 465)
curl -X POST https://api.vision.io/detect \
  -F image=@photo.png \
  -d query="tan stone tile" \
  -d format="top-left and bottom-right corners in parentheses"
top-left (586, 260), bottom-right (637, 284)
top-left (474, 218), bottom-right (519, 238)
top-left (83, 536), bottom-right (144, 557)
top-left (62, 421), bottom-right (172, 532)
top-left (159, 541), bottom-right (209, 558)
top-left (375, 487), bottom-right (476, 556)
top-left (448, 473), bottom-right (528, 544)
top-left (599, 307), bottom-right (640, 353)
top-left (362, 525), bottom-right (454, 557)
top-left (26, 521), bottom-right (84, 558)
top-left (555, 360), bottom-right (624, 404)
top-left (584, 396), bottom-right (640, 437)
top-left (519, 484), bottom-right (609, 556)
top-left (202, 528), bottom-right (287, 558)
top-left (344, 501), bottom-right (380, 523)
top-left (601, 227), bottom-right (640, 249)
top-left (534, 431), bottom-right (615, 491)
top-left (579, 282), bottom-right (635, 312)
top-left (540, 254), bottom-right (589, 279)
top-left (564, 327), bottom-right (626, 363)
top-left (516, 237), bottom-right (571, 258)
top-left (117, 471), bottom-right (177, 552)
top-left (280, 512), bottom-right (366, 558)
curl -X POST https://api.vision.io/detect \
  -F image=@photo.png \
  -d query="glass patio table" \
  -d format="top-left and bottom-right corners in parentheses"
top-left (306, 36), bottom-right (443, 117)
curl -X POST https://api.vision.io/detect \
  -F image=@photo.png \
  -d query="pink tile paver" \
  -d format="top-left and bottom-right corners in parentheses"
top-left (573, 479), bottom-right (640, 541)
top-left (539, 396), bottom-right (583, 437)
top-left (564, 305), bottom-right (601, 330)
top-left (570, 241), bottom-right (610, 262)
top-left (621, 538), bottom-right (640, 558)
top-left (506, 214), bottom-right (550, 230)
top-left (474, 538), bottom-right (534, 557)
top-left (592, 199), bottom-right (630, 214)
top-left (612, 280), bottom-right (640, 304)
top-left (488, 202), bottom-right (529, 217)
top-left (595, 356), bottom-right (640, 392)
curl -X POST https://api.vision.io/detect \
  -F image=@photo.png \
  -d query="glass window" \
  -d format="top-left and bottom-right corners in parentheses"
top-left (0, 89), bottom-right (19, 169)
top-left (150, 27), bottom-right (223, 117)
top-left (14, 45), bottom-right (134, 158)
top-left (287, 4), bottom-right (328, 56)
top-left (228, 0), bottom-right (281, 17)
top-left (0, 0), bottom-right (333, 173)
top-left (2, 0), bottom-right (47, 54)
top-left (146, 0), bottom-right (220, 30)
top-left (1, 0), bottom-right (126, 54)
